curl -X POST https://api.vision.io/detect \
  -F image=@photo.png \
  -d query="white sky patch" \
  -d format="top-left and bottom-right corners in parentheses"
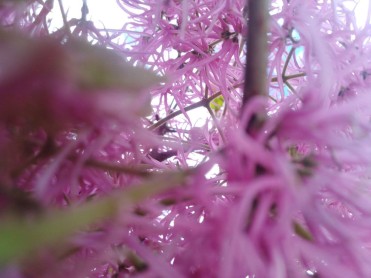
top-left (49, 0), bottom-right (128, 31)
top-left (343, 0), bottom-right (371, 28)
top-left (205, 163), bottom-right (221, 179)
top-left (53, 1), bottom-right (370, 33)
top-left (87, 1), bottom-right (127, 29)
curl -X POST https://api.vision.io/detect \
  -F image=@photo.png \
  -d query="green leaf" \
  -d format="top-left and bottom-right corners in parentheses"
top-left (0, 171), bottom-right (188, 265)
top-left (209, 95), bottom-right (224, 112)
top-left (68, 41), bottom-right (165, 91)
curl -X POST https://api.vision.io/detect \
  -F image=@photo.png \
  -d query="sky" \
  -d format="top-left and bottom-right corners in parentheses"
top-left (51, 0), bottom-right (371, 31)
top-left (49, 0), bottom-right (127, 31)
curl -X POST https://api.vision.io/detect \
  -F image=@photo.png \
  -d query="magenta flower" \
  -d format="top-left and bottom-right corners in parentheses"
top-left (1, 0), bottom-right (371, 277)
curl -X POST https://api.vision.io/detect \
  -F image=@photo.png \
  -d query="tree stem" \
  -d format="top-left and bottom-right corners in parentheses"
top-left (242, 0), bottom-right (269, 108)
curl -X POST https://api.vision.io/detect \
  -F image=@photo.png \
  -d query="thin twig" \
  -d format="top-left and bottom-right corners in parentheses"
top-left (209, 39), bottom-right (223, 48)
top-left (80, 0), bottom-right (89, 39)
top-left (204, 86), bottom-right (209, 99)
top-left (149, 99), bottom-right (208, 131)
top-left (81, 0), bottom-right (88, 22)
top-left (57, 0), bottom-right (71, 35)
top-left (149, 83), bottom-right (244, 131)
top-left (284, 81), bottom-right (296, 94)
top-left (84, 159), bottom-right (151, 177)
top-left (271, 72), bottom-right (306, 82)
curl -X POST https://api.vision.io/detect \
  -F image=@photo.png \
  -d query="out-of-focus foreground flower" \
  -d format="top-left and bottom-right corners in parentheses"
top-left (1, 0), bottom-right (371, 277)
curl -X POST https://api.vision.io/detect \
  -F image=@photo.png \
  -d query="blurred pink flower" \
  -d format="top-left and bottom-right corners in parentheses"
top-left (1, 0), bottom-right (371, 277)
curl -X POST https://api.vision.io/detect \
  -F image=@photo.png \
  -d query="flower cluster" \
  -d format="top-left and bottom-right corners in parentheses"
top-left (0, 0), bottom-right (371, 277)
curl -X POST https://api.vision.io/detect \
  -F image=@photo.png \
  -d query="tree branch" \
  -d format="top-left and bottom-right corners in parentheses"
top-left (242, 0), bottom-right (269, 107)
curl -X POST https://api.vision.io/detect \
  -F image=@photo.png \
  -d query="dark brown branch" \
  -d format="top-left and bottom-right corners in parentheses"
top-left (242, 0), bottom-right (269, 107)
top-left (149, 99), bottom-right (208, 131)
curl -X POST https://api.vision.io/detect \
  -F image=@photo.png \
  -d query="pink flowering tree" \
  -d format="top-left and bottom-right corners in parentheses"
top-left (1, 0), bottom-right (371, 277)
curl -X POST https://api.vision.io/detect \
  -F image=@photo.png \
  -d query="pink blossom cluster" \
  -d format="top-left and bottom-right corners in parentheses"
top-left (1, 0), bottom-right (371, 277)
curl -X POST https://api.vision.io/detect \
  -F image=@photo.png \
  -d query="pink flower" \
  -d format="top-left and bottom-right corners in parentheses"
top-left (1, 0), bottom-right (371, 277)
